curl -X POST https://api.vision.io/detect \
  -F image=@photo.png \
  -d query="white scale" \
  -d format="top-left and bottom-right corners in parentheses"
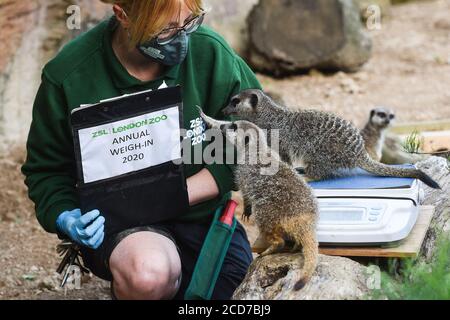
top-left (307, 168), bottom-right (425, 245)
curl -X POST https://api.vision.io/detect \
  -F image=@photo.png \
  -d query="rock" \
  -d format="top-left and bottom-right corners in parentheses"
top-left (416, 157), bottom-right (450, 261)
top-left (339, 75), bottom-right (362, 94)
top-left (391, 0), bottom-right (420, 4)
top-left (308, 69), bottom-right (324, 77)
top-left (233, 254), bottom-right (370, 300)
top-left (247, 0), bottom-right (372, 76)
top-left (434, 18), bottom-right (450, 31)
top-left (203, 0), bottom-right (259, 56)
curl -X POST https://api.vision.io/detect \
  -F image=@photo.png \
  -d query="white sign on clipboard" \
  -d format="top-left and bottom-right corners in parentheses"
top-left (78, 106), bottom-right (181, 184)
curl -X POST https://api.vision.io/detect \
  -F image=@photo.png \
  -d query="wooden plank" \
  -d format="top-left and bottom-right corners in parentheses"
top-left (252, 206), bottom-right (435, 258)
top-left (416, 131), bottom-right (450, 153)
top-left (319, 206), bottom-right (434, 258)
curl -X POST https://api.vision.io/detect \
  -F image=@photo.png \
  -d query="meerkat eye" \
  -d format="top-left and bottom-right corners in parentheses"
top-left (250, 93), bottom-right (258, 108)
top-left (377, 112), bottom-right (386, 119)
top-left (231, 98), bottom-right (240, 107)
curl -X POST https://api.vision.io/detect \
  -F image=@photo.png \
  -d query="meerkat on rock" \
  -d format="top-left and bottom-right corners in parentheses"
top-left (361, 107), bottom-right (395, 161)
top-left (222, 89), bottom-right (440, 189)
top-left (199, 108), bottom-right (319, 290)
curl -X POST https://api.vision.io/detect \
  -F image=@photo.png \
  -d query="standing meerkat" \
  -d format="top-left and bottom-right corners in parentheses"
top-left (361, 107), bottom-right (395, 161)
top-left (222, 89), bottom-right (440, 189)
top-left (199, 109), bottom-right (319, 290)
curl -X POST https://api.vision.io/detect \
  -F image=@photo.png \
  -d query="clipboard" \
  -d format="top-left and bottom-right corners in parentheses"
top-left (70, 86), bottom-right (189, 235)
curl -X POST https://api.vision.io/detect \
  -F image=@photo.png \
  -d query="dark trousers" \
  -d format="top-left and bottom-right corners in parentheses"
top-left (80, 218), bottom-right (253, 300)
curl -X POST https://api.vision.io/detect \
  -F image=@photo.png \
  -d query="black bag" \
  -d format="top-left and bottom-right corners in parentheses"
top-left (70, 86), bottom-right (189, 235)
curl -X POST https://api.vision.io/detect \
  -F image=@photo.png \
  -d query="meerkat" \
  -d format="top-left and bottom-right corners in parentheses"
top-left (199, 108), bottom-right (319, 290)
top-left (221, 89), bottom-right (440, 189)
top-left (240, 91), bottom-right (284, 219)
top-left (361, 107), bottom-right (395, 161)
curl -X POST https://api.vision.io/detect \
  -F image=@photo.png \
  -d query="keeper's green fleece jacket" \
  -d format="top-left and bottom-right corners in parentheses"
top-left (21, 17), bottom-right (261, 233)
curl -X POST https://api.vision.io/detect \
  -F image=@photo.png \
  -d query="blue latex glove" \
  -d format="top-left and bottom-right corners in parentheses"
top-left (56, 209), bottom-right (105, 249)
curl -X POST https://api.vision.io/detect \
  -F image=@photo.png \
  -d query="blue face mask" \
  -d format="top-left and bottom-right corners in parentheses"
top-left (137, 31), bottom-right (190, 66)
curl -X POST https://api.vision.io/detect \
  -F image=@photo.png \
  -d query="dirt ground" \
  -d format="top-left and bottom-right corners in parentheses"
top-left (0, 0), bottom-right (449, 300)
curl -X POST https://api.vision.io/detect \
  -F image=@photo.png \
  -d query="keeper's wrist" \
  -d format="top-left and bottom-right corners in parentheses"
top-left (56, 211), bottom-right (72, 234)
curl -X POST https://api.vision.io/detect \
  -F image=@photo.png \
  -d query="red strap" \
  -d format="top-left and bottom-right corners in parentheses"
top-left (219, 200), bottom-right (237, 226)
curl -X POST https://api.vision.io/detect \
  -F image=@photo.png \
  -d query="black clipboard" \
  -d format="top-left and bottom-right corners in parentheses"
top-left (70, 86), bottom-right (189, 236)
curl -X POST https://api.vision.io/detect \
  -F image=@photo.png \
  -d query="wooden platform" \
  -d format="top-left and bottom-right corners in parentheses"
top-left (252, 206), bottom-right (434, 258)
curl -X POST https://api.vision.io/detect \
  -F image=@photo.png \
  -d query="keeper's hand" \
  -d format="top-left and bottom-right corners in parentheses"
top-left (56, 209), bottom-right (105, 249)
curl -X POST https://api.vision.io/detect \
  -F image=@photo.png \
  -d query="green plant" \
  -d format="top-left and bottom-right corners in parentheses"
top-left (371, 235), bottom-right (450, 300)
top-left (402, 130), bottom-right (422, 154)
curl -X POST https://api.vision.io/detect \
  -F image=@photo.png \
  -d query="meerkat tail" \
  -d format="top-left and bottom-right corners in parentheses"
top-left (283, 218), bottom-right (318, 291)
top-left (357, 154), bottom-right (441, 189)
top-left (294, 232), bottom-right (318, 291)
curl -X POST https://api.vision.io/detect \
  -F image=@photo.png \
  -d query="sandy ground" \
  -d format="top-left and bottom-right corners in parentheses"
top-left (0, 0), bottom-right (449, 300)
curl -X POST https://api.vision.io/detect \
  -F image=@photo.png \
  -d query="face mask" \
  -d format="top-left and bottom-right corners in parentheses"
top-left (137, 31), bottom-right (190, 66)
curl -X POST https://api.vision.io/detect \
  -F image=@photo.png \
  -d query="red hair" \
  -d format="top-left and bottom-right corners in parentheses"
top-left (101, 0), bottom-right (203, 46)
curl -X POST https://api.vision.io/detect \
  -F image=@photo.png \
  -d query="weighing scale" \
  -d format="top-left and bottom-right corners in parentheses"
top-left (305, 166), bottom-right (425, 246)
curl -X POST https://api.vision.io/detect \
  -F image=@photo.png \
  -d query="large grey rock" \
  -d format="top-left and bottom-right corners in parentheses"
top-left (416, 157), bottom-right (450, 261)
top-left (203, 0), bottom-right (258, 56)
top-left (233, 254), bottom-right (370, 300)
top-left (247, 0), bottom-right (372, 75)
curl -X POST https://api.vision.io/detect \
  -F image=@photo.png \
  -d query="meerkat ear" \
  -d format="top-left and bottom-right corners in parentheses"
top-left (250, 93), bottom-right (258, 109)
top-left (370, 109), bottom-right (376, 118)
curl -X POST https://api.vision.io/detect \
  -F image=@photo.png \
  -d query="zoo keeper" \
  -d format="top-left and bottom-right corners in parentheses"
top-left (21, 0), bottom-right (262, 300)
